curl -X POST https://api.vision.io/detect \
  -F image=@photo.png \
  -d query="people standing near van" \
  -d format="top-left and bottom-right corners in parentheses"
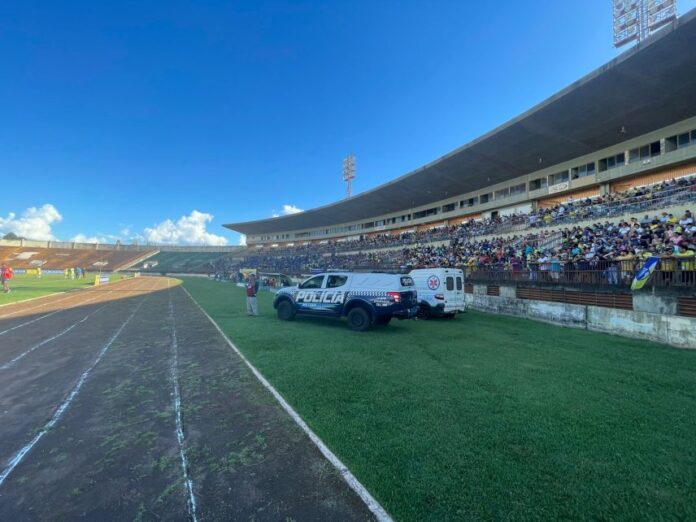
top-left (246, 274), bottom-right (259, 316)
top-left (1, 263), bottom-right (13, 293)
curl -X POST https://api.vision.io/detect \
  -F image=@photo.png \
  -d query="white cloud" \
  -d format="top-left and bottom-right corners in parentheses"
top-left (282, 204), bottom-right (303, 215)
top-left (71, 233), bottom-right (123, 244)
top-left (272, 204), bottom-right (303, 218)
top-left (72, 233), bottom-right (104, 243)
top-left (142, 210), bottom-right (228, 246)
top-left (238, 234), bottom-right (247, 246)
top-left (0, 204), bottom-right (63, 240)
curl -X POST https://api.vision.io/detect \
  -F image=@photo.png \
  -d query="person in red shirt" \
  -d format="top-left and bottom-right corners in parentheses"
top-left (246, 274), bottom-right (259, 316)
top-left (1, 263), bottom-right (13, 294)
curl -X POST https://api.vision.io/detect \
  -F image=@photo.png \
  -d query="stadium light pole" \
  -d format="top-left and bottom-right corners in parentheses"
top-left (343, 154), bottom-right (356, 198)
top-left (613, 0), bottom-right (677, 48)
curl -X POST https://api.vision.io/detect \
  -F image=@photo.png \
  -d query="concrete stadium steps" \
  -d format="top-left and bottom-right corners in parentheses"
top-left (138, 251), bottom-right (231, 273)
top-left (112, 249), bottom-right (159, 272)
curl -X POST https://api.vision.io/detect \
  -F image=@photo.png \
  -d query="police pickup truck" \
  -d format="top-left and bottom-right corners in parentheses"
top-left (273, 272), bottom-right (418, 331)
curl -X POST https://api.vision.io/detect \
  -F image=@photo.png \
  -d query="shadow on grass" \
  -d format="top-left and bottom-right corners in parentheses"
top-left (271, 313), bottom-right (417, 336)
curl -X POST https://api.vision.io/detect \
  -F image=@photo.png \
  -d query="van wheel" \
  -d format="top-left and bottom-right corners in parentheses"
top-left (444, 313), bottom-right (456, 319)
top-left (417, 304), bottom-right (431, 320)
top-left (374, 315), bottom-right (391, 326)
top-left (347, 307), bottom-right (371, 331)
top-left (277, 300), bottom-right (296, 321)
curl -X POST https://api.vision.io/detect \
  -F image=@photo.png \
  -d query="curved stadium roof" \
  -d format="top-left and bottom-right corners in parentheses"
top-left (226, 9), bottom-right (696, 236)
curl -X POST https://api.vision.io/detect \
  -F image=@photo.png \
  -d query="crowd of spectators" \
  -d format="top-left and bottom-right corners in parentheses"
top-left (221, 177), bottom-right (695, 286)
top-left (248, 175), bottom-right (695, 258)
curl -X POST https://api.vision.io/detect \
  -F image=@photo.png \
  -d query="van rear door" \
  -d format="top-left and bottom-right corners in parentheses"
top-left (452, 271), bottom-right (465, 311)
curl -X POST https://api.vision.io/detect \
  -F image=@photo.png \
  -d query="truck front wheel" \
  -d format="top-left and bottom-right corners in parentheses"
top-left (347, 307), bottom-right (371, 331)
top-left (277, 300), bottom-right (296, 321)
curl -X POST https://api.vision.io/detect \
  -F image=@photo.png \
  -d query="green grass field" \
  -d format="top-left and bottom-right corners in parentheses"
top-left (0, 273), bottom-right (119, 305)
top-left (183, 277), bottom-right (696, 521)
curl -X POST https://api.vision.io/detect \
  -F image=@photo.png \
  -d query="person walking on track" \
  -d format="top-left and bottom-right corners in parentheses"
top-left (246, 274), bottom-right (259, 316)
top-left (1, 263), bottom-right (14, 294)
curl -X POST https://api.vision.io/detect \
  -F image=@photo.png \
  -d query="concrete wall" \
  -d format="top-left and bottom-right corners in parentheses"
top-left (465, 284), bottom-right (696, 349)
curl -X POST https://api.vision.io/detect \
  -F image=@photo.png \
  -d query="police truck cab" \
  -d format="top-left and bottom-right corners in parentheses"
top-left (273, 272), bottom-right (418, 331)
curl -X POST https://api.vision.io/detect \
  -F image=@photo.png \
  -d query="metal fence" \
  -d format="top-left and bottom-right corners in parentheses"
top-left (463, 258), bottom-right (696, 289)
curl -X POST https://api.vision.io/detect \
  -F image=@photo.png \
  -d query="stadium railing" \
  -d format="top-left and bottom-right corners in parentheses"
top-left (463, 259), bottom-right (696, 289)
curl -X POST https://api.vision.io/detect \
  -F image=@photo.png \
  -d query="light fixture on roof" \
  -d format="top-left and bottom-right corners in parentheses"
top-left (342, 155), bottom-right (356, 199)
top-left (612, 0), bottom-right (678, 49)
top-left (620, 125), bottom-right (628, 134)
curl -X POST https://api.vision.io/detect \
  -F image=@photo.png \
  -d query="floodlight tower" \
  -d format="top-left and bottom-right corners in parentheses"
top-left (342, 154), bottom-right (356, 198)
top-left (612, 0), bottom-right (677, 48)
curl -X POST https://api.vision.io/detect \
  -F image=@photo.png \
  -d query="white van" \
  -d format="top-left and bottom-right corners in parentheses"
top-left (409, 268), bottom-right (465, 319)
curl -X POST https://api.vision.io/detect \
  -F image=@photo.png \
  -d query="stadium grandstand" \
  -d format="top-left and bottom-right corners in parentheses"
top-left (0, 238), bottom-right (246, 275)
top-left (221, 9), bottom-right (696, 345)
top-left (0, 239), bottom-right (158, 272)
top-left (224, 11), bottom-right (696, 272)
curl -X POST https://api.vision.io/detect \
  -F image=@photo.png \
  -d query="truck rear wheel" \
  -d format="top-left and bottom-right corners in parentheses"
top-left (347, 307), bottom-right (371, 331)
top-left (417, 304), bottom-right (432, 320)
top-left (277, 300), bottom-right (296, 321)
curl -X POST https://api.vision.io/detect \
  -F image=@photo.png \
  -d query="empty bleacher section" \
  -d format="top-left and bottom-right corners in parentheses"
top-left (0, 240), bottom-right (158, 271)
top-left (138, 251), bottom-right (234, 274)
top-left (134, 246), bottom-right (246, 274)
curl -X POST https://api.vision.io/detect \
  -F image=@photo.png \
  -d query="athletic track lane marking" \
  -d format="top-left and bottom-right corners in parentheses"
top-left (0, 276), bottom-right (139, 319)
top-left (0, 280), bottom-right (157, 487)
top-left (180, 285), bottom-right (394, 522)
top-left (167, 280), bottom-right (199, 522)
top-left (0, 290), bottom-right (114, 338)
top-left (0, 302), bottom-right (112, 370)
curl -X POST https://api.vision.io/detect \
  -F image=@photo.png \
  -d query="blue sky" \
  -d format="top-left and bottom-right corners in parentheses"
top-left (2, 0), bottom-right (694, 245)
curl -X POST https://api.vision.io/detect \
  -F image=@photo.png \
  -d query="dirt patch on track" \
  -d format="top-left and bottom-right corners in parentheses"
top-left (0, 278), bottom-right (376, 521)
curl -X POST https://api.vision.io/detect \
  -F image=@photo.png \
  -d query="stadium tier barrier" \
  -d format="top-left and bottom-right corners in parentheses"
top-left (463, 260), bottom-right (696, 289)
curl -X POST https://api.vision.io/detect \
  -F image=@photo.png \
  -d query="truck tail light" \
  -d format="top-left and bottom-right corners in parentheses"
top-left (387, 291), bottom-right (401, 303)
top-left (434, 294), bottom-right (445, 300)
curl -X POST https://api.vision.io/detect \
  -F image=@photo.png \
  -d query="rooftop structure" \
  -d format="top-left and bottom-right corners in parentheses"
top-left (225, 8), bottom-right (696, 240)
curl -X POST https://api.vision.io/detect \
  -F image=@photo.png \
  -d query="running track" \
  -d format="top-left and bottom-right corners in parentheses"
top-left (0, 277), bottom-right (377, 521)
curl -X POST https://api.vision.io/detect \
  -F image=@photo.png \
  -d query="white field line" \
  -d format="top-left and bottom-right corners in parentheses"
top-left (0, 291), bottom-right (65, 308)
top-left (0, 276), bottom-right (136, 319)
top-left (0, 278), bottom-right (153, 365)
top-left (0, 293), bottom-right (149, 487)
top-left (0, 290), bottom-right (115, 338)
top-left (167, 286), bottom-right (199, 522)
top-left (180, 286), bottom-right (394, 522)
top-left (0, 292), bottom-right (85, 319)
top-left (0, 302), bottom-right (113, 370)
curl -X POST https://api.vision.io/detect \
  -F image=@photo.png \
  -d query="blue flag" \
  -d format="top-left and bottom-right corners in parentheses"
top-left (631, 256), bottom-right (660, 291)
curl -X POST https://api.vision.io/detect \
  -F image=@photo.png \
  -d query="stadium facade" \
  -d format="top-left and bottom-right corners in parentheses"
top-left (225, 9), bottom-right (696, 247)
